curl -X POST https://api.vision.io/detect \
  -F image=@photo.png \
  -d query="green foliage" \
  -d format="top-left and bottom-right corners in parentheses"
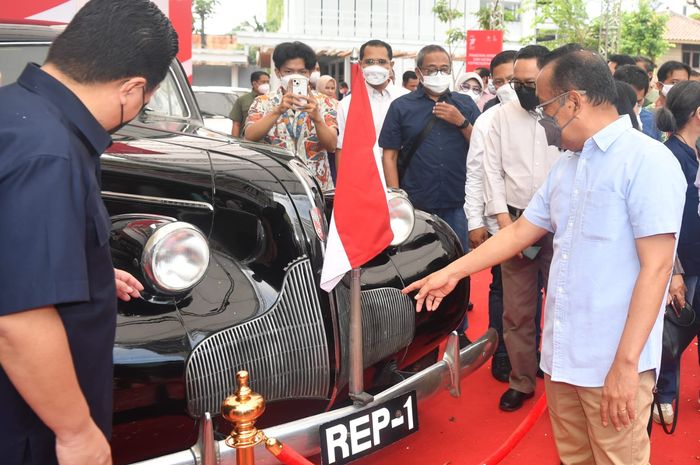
top-left (192, 0), bottom-right (218, 47)
top-left (691, 12), bottom-right (700, 21)
top-left (234, 16), bottom-right (268, 32)
top-left (619, 0), bottom-right (671, 61)
top-left (267, 0), bottom-right (283, 33)
top-left (476, 5), bottom-right (518, 30)
top-left (432, 0), bottom-right (466, 47)
top-left (526, 0), bottom-right (594, 48)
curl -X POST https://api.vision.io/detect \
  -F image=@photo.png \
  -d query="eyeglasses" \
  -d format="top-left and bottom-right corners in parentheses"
top-left (460, 84), bottom-right (482, 93)
top-left (509, 79), bottom-right (537, 91)
top-left (534, 90), bottom-right (587, 119)
top-left (363, 58), bottom-right (389, 66)
top-left (421, 66), bottom-right (451, 76)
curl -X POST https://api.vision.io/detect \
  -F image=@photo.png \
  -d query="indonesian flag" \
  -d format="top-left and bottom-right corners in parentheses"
top-left (320, 63), bottom-right (393, 292)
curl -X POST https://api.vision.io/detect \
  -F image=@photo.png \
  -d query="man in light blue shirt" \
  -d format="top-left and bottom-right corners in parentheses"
top-left (404, 50), bottom-right (685, 464)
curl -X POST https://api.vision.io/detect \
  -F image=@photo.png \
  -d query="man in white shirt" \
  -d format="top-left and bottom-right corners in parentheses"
top-left (464, 50), bottom-right (517, 383)
top-left (483, 45), bottom-right (561, 412)
top-left (336, 39), bottom-right (409, 186)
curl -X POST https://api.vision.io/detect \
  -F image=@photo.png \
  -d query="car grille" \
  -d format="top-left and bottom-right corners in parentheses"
top-left (185, 257), bottom-right (330, 417)
top-left (334, 285), bottom-right (415, 385)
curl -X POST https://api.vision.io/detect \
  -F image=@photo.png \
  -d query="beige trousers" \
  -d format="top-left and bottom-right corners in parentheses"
top-left (544, 370), bottom-right (655, 465)
top-left (501, 233), bottom-right (553, 393)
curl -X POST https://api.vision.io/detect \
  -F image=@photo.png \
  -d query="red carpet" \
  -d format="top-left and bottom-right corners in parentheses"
top-left (355, 270), bottom-right (700, 465)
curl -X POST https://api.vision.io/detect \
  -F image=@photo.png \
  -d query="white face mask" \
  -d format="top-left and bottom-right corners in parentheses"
top-left (256, 83), bottom-right (270, 95)
top-left (662, 83), bottom-right (674, 97)
top-left (363, 65), bottom-right (390, 86)
top-left (421, 71), bottom-right (451, 95)
top-left (310, 71), bottom-right (321, 86)
top-left (495, 83), bottom-right (517, 103)
top-left (280, 73), bottom-right (308, 92)
top-left (459, 89), bottom-right (481, 103)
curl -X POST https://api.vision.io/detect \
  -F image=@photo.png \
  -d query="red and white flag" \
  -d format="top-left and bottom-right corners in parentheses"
top-left (320, 63), bottom-right (393, 292)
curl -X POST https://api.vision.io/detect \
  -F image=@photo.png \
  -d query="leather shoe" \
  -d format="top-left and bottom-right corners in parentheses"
top-left (499, 388), bottom-right (534, 412)
top-left (491, 353), bottom-right (511, 383)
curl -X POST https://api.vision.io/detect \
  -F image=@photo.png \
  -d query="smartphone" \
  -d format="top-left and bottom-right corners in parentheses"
top-left (291, 76), bottom-right (308, 110)
top-left (522, 245), bottom-right (541, 260)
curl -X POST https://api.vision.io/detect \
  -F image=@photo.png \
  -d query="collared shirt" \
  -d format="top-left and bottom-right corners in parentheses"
top-left (465, 103), bottom-right (501, 234)
top-left (378, 85), bottom-right (480, 210)
top-left (0, 64), bottom-right (117, 461)
top-left (483, 99), bottom-right (561, 215)
top-left (337, 81), bottom-right (409, 187)
top-left (245, 89), bottom-right (337, 191)
top-left (524, 117), bottom-right (685, 387)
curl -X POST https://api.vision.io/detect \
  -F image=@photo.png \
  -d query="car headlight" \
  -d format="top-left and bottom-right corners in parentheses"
top-left (142, 221), bottom-right (210, 294)
top-left (386, 188), bottom-right (415, 246)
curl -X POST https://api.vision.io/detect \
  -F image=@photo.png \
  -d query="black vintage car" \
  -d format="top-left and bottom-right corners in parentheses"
top-left (0, 21), bottom-right (495, 465)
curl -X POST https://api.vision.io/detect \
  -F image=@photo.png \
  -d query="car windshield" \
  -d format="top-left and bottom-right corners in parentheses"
top-left (0, 42), bottom-right (188, 121)
top-left (194, 91), bottom-right (237, 117)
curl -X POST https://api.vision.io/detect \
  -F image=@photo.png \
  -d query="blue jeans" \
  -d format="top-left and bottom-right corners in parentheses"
top-left (656, 275), bottom-right (699, 403)
top-left (427, 207), bottom-right (468, 331)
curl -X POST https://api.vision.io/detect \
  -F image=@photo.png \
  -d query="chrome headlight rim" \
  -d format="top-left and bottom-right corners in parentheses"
top-left (386, 188), bottom-right (415, 246)
top-left (141, 221), bottom-right (210, 295)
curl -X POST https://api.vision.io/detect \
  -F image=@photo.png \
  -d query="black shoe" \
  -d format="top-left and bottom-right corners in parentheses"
top-left (458, 332), bottom-right (471, 349)
top-left (499, 388), bottom-right (534, 412)
top-left (491, 353), bottom-right (511, 383)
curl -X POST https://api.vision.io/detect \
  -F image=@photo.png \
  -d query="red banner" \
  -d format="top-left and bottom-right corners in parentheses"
top-left (466, 30), bottom-right (504, 71)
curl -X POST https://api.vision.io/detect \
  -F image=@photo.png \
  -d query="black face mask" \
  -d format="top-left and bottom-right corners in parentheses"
top-left (515, 86), bottom-right (539, 112)
top-left (109, 87), bottom-right (147, 135)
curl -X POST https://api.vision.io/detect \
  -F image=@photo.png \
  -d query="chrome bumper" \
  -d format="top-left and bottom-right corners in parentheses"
top-left (132, 329), bottom-right (497, 465)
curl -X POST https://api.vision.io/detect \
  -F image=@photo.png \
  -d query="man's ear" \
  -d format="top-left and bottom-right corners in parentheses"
top-left (117, 77), bottom-right (147, 104)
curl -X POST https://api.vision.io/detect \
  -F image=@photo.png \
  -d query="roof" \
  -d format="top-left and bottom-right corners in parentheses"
top-left (665, 12), bottom-right (700, 45)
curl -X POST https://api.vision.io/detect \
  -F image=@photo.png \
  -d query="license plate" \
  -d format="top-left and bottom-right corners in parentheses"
top-left (319, 391), bottom-right (419, 465)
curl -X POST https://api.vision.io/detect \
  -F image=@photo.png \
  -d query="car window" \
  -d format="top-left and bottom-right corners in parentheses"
top-left (145, 70), bottom-right (188, 119)
top-left (0, 44), bottom-right (50, 85)
top-left (194, 92), bottom-right (237, 117)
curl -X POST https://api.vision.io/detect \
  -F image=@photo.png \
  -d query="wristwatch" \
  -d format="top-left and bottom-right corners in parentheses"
top-left (457, 118), bottom-right (470, 129)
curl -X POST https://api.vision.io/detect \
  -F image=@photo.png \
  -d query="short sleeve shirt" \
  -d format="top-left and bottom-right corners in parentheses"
top-left (524, 117), bottom-right (686, 387)
top-left (245, 89), bottom-right (337, 190)
top-left (378, 85), bottom-right (480, 210)
top-left (0, 64), bottom-right (117, 463)
top-left (229, 91), bottom-right (256, 124)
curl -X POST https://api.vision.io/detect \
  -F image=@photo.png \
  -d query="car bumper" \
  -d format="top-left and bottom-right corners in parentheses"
top-left (132, 329), bottom-right (498, 465)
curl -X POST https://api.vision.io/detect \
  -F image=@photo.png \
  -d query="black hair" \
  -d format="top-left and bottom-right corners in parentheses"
top-left (45, 0), bottom-right (178, 92)
top-left (546, 50), bottom-right (617, 106)
top-left (490, 50), bottom-right (517, 74)
top-left (608, 54), bottom-right (636, 68)
top-left (614, 64), bottom-right (649, 94)
top-left (416, 45), bottom-right (450, 69)
top-left (250, 71), bottom-right (270, 84)
top-left (360, 39), bottom-right (393, 61)
top-left (515, 45), bottom-right (550, 68)
top-left (272, 41), bottom-right (317, 71)
top-left (614, 80), bottom-right (640, 130)
top-left (402, 70), bottom-right (417, 85)
top-left (339, 81), bottom-right (349, 89)
top-left (657, 60), bottom-right (691, 83)
top-left (541, 43), bottom-right (585, 68)
top-left (475, 67), bottom-right (490, 79)
top-left (656, 80), bottom-right (700, 133)
top-left (635, 56), bottom-right (655, 74)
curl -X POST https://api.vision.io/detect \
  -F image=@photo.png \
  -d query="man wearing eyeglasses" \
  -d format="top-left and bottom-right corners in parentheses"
top-left (482, 45), bottom-right (562, 412)
top-left (405, 48), bottom-right (685, 465)
top-left (336, 39), bottom-right (409, 185)
top-left (380, 44), bottom-right (480, 346)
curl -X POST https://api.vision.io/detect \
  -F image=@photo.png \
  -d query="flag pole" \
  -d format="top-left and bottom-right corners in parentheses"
top-left (347, 48), bottom-right (373, 407)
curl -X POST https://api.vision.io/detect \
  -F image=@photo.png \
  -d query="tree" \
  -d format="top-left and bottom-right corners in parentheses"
top-left (267, 0), bottom-right (283, 33)
top-left (619, 0), bottom-right (671, 61)
top-left (193, 0), bottom-right (218, 48)
top-left (432, 0), bottom-right (466, 80)
top-left (526, 0), bottom-right (596, 49)
top-left (476, 1), bottom-right (519, 31)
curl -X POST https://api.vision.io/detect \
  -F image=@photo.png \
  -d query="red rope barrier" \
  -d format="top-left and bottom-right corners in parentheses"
top-left (477, 393), bottom-right (548, 465)
top-left (265, 437), bottom-right (315, 465)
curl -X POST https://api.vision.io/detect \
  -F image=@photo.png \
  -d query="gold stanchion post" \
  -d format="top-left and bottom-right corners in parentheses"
top-left (221, 371), bottom-right (267, 465)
